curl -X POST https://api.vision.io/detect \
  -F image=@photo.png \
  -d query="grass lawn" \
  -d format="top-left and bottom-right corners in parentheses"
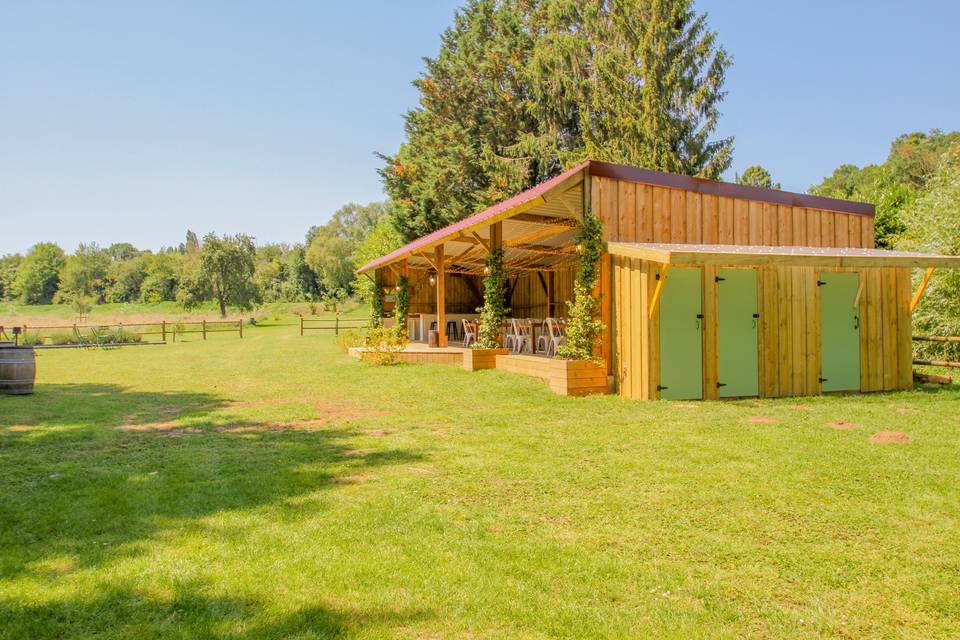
top-left (2, 325), bottom-right (959, 639)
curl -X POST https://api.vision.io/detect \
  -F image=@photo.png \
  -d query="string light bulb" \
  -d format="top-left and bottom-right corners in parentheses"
top-left (575, 243), bottom-right (584, 254)
top-left (429, 273), bottom-right (436, 286)
top-left (483, 266), bottom-right (490, 275)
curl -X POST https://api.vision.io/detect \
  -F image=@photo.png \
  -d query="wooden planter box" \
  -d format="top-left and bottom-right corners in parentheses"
top-left (495, 354), bottom-right (609, 396)
top-left (462, 348), bottom-right (509, 371)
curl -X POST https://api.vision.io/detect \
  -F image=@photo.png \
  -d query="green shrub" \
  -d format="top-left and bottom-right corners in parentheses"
top-left (362, 327), bottom-right (407, 365)
top-left (557, 213), bottom-right (604, 362)
top-left (19, 332), bottom-right (43, 346)
top-left (97, 328), bottom-right (142, 344)
top-left (335, 328), bottom-right (367, 352)
top-left (49, 332), bottom-right (79, 345)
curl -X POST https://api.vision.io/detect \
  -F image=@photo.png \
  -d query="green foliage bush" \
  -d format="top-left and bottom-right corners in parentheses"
top-left (335, 328), bottom-right (367, 352)
top-left (19, 332), bottom-right (43, 346)
top-left (897, 141), bottom-right (960, 360)
top-left (393, 275), bottom-right (410, 339)
top-left (362, 327), bottom-right (407, 366)
top-left (475, 250), bottom-right (507, 349)
top-left (557, 214), bottom-right (604, 362)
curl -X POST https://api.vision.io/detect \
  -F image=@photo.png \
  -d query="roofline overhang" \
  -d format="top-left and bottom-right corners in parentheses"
top-left (358, 159), bottom-right (878, 275)
top-left (607, 241), bottom-right (960, 269)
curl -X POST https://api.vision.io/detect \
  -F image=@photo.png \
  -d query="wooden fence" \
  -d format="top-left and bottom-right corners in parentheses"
top-left (3, 319), bottom-right (243, 347)
top-left (913, 335), bottom-right (960, 368)
top-left (300, 316), bottom-right (370, 336)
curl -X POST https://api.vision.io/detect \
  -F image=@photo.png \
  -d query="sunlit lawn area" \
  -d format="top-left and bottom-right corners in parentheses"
top-left (2, 325), bottom-right (959, 638)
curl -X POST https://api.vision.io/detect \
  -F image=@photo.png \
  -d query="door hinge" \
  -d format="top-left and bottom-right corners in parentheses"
top-left (657, 384), bottom-right (668, 391)
top-left (655, 273), bottom-right (661, 280)
top-left (716, 382), bottom-right (727, 388)
top-left (752, 313), bottom-right (760, 318)
top-left (696, 313), bottom-right (704, 319)
top-left (818, 377), bottom-right (828, 383)
top-left (817, 280), bottom-right (827, 286)
top-left (715, 276), bottom-right (726, 282)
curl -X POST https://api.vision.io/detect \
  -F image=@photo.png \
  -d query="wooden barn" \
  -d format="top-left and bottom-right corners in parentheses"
top-left (359, 160), bottom-right (960, 400)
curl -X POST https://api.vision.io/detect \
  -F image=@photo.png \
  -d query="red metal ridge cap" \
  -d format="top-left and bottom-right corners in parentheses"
top-left (356, 161), bottom-right (590, 274)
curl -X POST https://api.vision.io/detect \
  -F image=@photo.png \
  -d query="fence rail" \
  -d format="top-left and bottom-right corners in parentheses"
top-left (1, 319), bottom-right (243, 346)
top-left (300, 316), bottom-right (370, 336)
top-left (913, 335), bottom-right (960, 369)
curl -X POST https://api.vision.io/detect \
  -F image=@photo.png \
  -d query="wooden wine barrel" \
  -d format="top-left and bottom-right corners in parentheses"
top-left (0, 343), bottom-right (36, 395)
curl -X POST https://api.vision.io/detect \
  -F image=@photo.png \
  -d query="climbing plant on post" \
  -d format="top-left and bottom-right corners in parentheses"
top-left (370, 280), bottom-right (384, 328)
top-left (393, 274), bottom-right (410, 339)
top-left (475, 249), bottom-right (508, 348)
top-left (557, 213), bottom-right (604, 361)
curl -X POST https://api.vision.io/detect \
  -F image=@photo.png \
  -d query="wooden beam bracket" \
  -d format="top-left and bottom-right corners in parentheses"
top-left (648, 264), bottom-right (670, 320)
top-left (910, 267), bottom-right (936, 314)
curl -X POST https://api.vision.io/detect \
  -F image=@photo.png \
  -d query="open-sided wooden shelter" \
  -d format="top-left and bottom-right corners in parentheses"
top-left (358, 160), bottom-right (960, 400)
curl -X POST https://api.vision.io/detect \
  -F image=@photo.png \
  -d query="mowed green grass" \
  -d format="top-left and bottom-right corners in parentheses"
top-left (1, 326), bottom-right (959, 639)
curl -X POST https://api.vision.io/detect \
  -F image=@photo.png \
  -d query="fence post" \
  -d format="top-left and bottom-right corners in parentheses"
top-left (161, 320), bottom-right (166, 342)
top-left (335, 316), bottom-right (339, 335)
top-left (300, 316), bottom-right (304, 336)
top-left (238, 319), bottom-right (243, 339)
top-left (202, 320), bottom-right (207, 340)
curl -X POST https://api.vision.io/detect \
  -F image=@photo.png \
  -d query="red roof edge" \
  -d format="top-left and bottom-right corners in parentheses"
top-left (356, 161), bottom-right (589, 273)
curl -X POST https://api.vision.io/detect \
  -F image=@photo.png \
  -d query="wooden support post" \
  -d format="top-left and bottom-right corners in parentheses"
top-left (300, 316), bottom-right (304, 336)
top-left (546, 271), bottom-right (554, 317)
top-left (202, 319), bottom-right (207, 340)
top-left (490, 222), bottom-right (502, 251)
top-left (910, 267), bottom-right (935, 314)
top-left (335, 316), bottom-right (340, 335)
top-left (648, 264), bottom-right (670, 320)
top-left (161, 320), bottom-right (167, 342)
top-left (238, 319), bottom-right (243, 338)
top-left (436, 245), bottom-right (447, 347)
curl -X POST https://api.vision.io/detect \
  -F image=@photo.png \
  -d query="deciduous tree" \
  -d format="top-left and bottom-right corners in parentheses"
top-left (12, 243), bottom-right (66, 304)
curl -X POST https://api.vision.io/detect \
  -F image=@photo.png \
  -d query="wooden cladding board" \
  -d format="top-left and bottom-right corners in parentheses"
top-left (509, 268), bottom-right (575, 318)
top-left (495, 354), bottom-right (608, 396)
top-left (592, 176), bottom-right (875, 249)
top-left (611, 257), bottom-right (912, 400)
top-left (462, 348), bottom-right (509, 371)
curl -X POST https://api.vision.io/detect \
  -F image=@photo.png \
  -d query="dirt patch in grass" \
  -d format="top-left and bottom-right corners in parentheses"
top-left (363, 428), bottom-right (395, 437)
top-left (870, 431), bottom-right (912, 444)
top-left (827, 420), bottom-right (860, 430)
top-left (895, 407), bottom-right (916, 415)
top-left (748, 416), bottom-right (777, 425)
top-left (5, 425), bottom-right (36, 433)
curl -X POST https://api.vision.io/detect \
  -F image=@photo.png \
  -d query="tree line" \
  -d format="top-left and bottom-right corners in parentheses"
top-left (0, 201), bottom-right (394, 316)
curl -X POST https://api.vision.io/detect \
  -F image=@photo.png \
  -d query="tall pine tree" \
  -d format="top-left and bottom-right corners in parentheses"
top-left (380, 0), bottom-right (733, 241)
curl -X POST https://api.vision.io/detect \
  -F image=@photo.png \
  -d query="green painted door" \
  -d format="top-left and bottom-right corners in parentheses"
top-left (819, 272), bottom-right (861, 392)
top-left (659, 267), bottom-right (703, 400)
top-left (717, 268), bottom-right (759, 397)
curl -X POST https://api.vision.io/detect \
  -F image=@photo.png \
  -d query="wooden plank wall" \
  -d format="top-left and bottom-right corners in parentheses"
top-left (378, 268), bottom-right (481, 315)
top-left (591, 176), bottom-right (875, 249)
top-left (611, 260), bottom-right (913, 400)
top-left (378, 266), bottom-right (575, 318)
top-left (509, 268), bottom-right (575, 318)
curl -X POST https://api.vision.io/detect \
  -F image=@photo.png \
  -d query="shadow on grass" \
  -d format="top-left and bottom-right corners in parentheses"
top-left (0, 584), bottom-right (429, 639)
top-left (0, 384), bottom-right (423, 581)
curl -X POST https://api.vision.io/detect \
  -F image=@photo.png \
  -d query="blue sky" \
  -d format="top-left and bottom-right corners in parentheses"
top-left (1, 0), bottom-right (958, 255)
